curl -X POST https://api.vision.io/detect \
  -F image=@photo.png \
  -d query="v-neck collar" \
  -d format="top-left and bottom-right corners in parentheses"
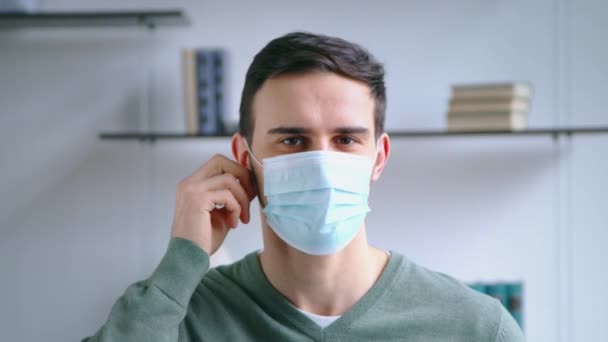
top-left (242, 250), bottom-right (405, 340)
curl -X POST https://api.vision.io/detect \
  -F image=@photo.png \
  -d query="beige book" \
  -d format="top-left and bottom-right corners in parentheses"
top-left (181, 48), bottom-right (198, 134)
top-left (447, 112), bottom-right (527, 131)
top-left (451, 82), bottom-right (532, 99)
top-left (448, 98), bottom-right (529, 113)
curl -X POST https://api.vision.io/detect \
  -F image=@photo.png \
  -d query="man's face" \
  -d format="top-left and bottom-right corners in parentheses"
top-left (246, 71), bottom-right (388, 205)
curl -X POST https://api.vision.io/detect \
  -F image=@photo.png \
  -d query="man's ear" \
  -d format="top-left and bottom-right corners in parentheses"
top-left (371, 132), bottom-right (390, 181)
top-left (231, 133), bottom-right (250, 168)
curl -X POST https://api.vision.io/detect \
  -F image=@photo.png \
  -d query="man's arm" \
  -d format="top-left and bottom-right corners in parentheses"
top-left (82, 238), bottom-right (209, 342)
top-left (83, 154), bottom-right (255, 341)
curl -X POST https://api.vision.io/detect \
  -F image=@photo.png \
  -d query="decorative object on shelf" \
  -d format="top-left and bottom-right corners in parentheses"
top-left (506, 282), bottom-right (523, 329)
top-left (182, 48), bottom-right (230, 136)
top-left (447, 82), bottom-right (532, 132)
top-left (0, 0), bottom-right (40, 13)
top-left (469, 281), bottom-right (524, 329)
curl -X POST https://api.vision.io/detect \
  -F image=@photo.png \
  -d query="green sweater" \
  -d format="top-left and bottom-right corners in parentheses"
top-left (83, 238), bottom-right (524, 341)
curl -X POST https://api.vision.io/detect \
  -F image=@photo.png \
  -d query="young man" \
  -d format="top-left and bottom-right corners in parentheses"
top-left (84, 32), bottom-right (524, 341)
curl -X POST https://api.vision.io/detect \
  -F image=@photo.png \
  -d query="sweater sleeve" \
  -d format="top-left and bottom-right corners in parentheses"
top-left (494, 305), bottom-right (525, 342)
top-left (82, 237), bottom-right (209, 342)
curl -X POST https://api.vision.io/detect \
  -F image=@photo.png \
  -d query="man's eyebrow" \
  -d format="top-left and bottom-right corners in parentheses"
top-left (267, 127), bottom-right (311, 134)
top-left (333, 126), bottom-right (369, 135)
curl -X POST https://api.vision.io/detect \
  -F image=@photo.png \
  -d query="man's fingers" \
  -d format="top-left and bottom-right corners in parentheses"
top-left (192, 154), bottom-right (257, 200)
top-left (200, 189), bottom-right (241, 229)
top-left (197, 173), bottom-right (251, 224)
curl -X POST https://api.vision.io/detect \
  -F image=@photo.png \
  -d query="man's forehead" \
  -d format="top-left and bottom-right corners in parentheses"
top-left (250, 72), bottom-right (375, 136)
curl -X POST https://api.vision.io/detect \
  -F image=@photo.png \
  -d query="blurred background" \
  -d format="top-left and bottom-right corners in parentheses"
top-left (1, 0), bottom-right (606, 341)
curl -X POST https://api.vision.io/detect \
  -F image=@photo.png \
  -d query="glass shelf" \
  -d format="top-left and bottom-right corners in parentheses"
top-left (0, 10), bottom-right (189, 28)
top-left (98, 127), bottom-right (608, 142)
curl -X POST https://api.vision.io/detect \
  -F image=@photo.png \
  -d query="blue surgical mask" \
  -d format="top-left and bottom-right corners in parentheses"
top-left (247, 146), bottom-right (376, 255)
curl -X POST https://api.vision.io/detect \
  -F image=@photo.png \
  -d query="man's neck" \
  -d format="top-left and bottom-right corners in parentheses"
top-left (258, 225), bottom-right (389, 316)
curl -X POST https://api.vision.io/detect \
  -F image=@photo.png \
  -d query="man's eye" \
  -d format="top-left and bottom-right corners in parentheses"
top-left (336, 136), bottom-right (356, 145)
top-left (281, 137), bottom-right (304, 146)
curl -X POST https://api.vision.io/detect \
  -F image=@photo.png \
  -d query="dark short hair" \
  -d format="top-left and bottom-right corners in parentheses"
top-left (239, 31), bottom-right (386, 143)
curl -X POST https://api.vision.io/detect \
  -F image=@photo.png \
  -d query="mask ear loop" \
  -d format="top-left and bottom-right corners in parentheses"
top-left (375, 136), bottom-right (383, 152)
top-left (243, 139), bottom-right (266, 209)
top-left (244, 140), bottom-right (263, 167)
top-left (369, 137), bottom-right (383, 180)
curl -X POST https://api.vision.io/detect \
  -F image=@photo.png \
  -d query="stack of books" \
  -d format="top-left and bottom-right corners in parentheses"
top-left (182, 48), bottom-right (228, 135)
top-left (446, 82), bottom-right (532, 132)
top-left (469, 281), bottom-right (524, 329)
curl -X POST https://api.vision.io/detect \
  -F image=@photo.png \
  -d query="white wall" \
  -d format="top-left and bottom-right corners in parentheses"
top-left (569, 0), bottom-right (608, 340)
top-left (0, 0), bottom-right (606, 341)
